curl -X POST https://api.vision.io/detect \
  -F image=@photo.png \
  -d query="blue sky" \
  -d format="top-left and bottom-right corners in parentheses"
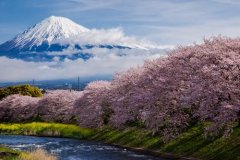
top-left (1, 0), bottom-right (240, 45)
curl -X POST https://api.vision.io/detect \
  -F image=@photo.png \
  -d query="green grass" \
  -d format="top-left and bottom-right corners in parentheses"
top-left (0, 145), bottom-right (20, 160)
top-left (90, 127), bottom-right (164, 149)
top-left (89, 125), bottom-right (240, 160)
top-left (0, 122), bottom-right (239, 160)
top-left (0, 122), bottom-right (94, 139)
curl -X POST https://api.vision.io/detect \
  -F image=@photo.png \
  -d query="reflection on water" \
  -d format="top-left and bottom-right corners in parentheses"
top-left (0, 135), bottom-right (166, 160)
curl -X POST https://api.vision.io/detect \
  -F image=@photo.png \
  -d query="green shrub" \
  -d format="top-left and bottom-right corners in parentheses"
top-left (0, 84), bottom-right (43, 100)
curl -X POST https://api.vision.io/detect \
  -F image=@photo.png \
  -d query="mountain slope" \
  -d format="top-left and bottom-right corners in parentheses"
top-left (0, 16), bottom-right (171, 62)
top-left (0, 16), bottom-right (90, 52)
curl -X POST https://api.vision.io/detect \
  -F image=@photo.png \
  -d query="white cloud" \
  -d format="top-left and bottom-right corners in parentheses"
top-left (54, 27), bottom-right (171, 50)
top-left (138, 16), bottom-right (240, 45)
top-left (0, 48), bottom-right (168, 82)
top-left (0, 15), bottom-right (172, 83)
top-left (211, 0), bottom-right (240, 4)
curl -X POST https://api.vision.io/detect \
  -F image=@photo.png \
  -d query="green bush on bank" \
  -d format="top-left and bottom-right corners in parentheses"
top-left (0, 84), bottom-right (43, 100)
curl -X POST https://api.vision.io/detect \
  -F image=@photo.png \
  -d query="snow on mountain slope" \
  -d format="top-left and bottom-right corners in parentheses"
top-left (0, 16), bottom-right (90, 51)
top-left (17, 16), bottom-right (89, 46)
top-left (0, 16), bottom-right (173, 62)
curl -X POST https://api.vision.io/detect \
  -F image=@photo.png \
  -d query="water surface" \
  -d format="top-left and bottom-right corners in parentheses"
top-left (0, 135), bottom-right (166, 160)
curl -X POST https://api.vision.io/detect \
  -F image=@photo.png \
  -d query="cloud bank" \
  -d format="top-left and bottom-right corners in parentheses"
top-left (0, 47), bottom-right (168, 82)
top-left (55, 27), bottom-right (172, 51)
top-left (0, 20), bottom-right (173, 82)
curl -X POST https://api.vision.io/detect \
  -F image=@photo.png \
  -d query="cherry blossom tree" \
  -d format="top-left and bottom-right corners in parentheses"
top-left (37, 90), bottom-right (83, 123)
top-left (106, 36), bottom-right (239, 139)
top-left (74, 81), bottom-right (112, 128)
top-left (138, 37), bottom-right (239, 139)
top-left (107, 67), bottom-right (145, 127)
top-left (0, 36), bottom-right (239, 141)
top-left (0, 94), bottom-right (40, 122)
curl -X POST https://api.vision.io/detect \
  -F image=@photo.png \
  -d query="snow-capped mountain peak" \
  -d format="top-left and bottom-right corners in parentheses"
top-left (0, 16), bottom-right (173, 62)
top-left (9, 16), bottom-right (90, 49)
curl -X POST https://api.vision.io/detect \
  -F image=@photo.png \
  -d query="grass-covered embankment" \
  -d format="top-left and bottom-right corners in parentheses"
top-left (0, 122), bottom-right (239, 160)
top-left (90, 125), bottom-right (240, 160)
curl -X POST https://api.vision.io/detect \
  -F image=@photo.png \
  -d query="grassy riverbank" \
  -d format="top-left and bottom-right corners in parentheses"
top-left (0, 145), bottom-right (20, 160)
top-left (0, 122), bottom-right (239, 160)
top-left (90, 125), bottom-right (240, 160)
top-left (0, 146), bottom-right (57, 160)
top-left (0, 122), bottom-right (94, 139)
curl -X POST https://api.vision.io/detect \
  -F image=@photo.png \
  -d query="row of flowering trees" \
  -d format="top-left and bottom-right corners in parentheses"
top-left (0, 90), bottom-right (83, 123)
top-left (75, 37), bottom-right (240, 140)
top-left (0, 37), bottom-right (239, 140)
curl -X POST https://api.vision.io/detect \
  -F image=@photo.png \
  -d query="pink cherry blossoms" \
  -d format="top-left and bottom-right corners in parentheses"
top-left (0, 94), bottom-right (40, 122)
top-left (74, 36), bottom-right (240, 139)
top-left (74, 80), bottom-right (112, 128)
top-left (0, 36), bottom-right (239, 140)
top-left (0, 90), bottom-right (83, 123)
top-left (38, 90), bottom-right (84, 123)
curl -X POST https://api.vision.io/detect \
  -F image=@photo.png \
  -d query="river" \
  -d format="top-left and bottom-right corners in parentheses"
top-left (0, 135), bottom-right (167, 160)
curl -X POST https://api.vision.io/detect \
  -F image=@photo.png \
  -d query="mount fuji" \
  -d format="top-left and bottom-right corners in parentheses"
top-left (0, 16), bottom-right (171, 62)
